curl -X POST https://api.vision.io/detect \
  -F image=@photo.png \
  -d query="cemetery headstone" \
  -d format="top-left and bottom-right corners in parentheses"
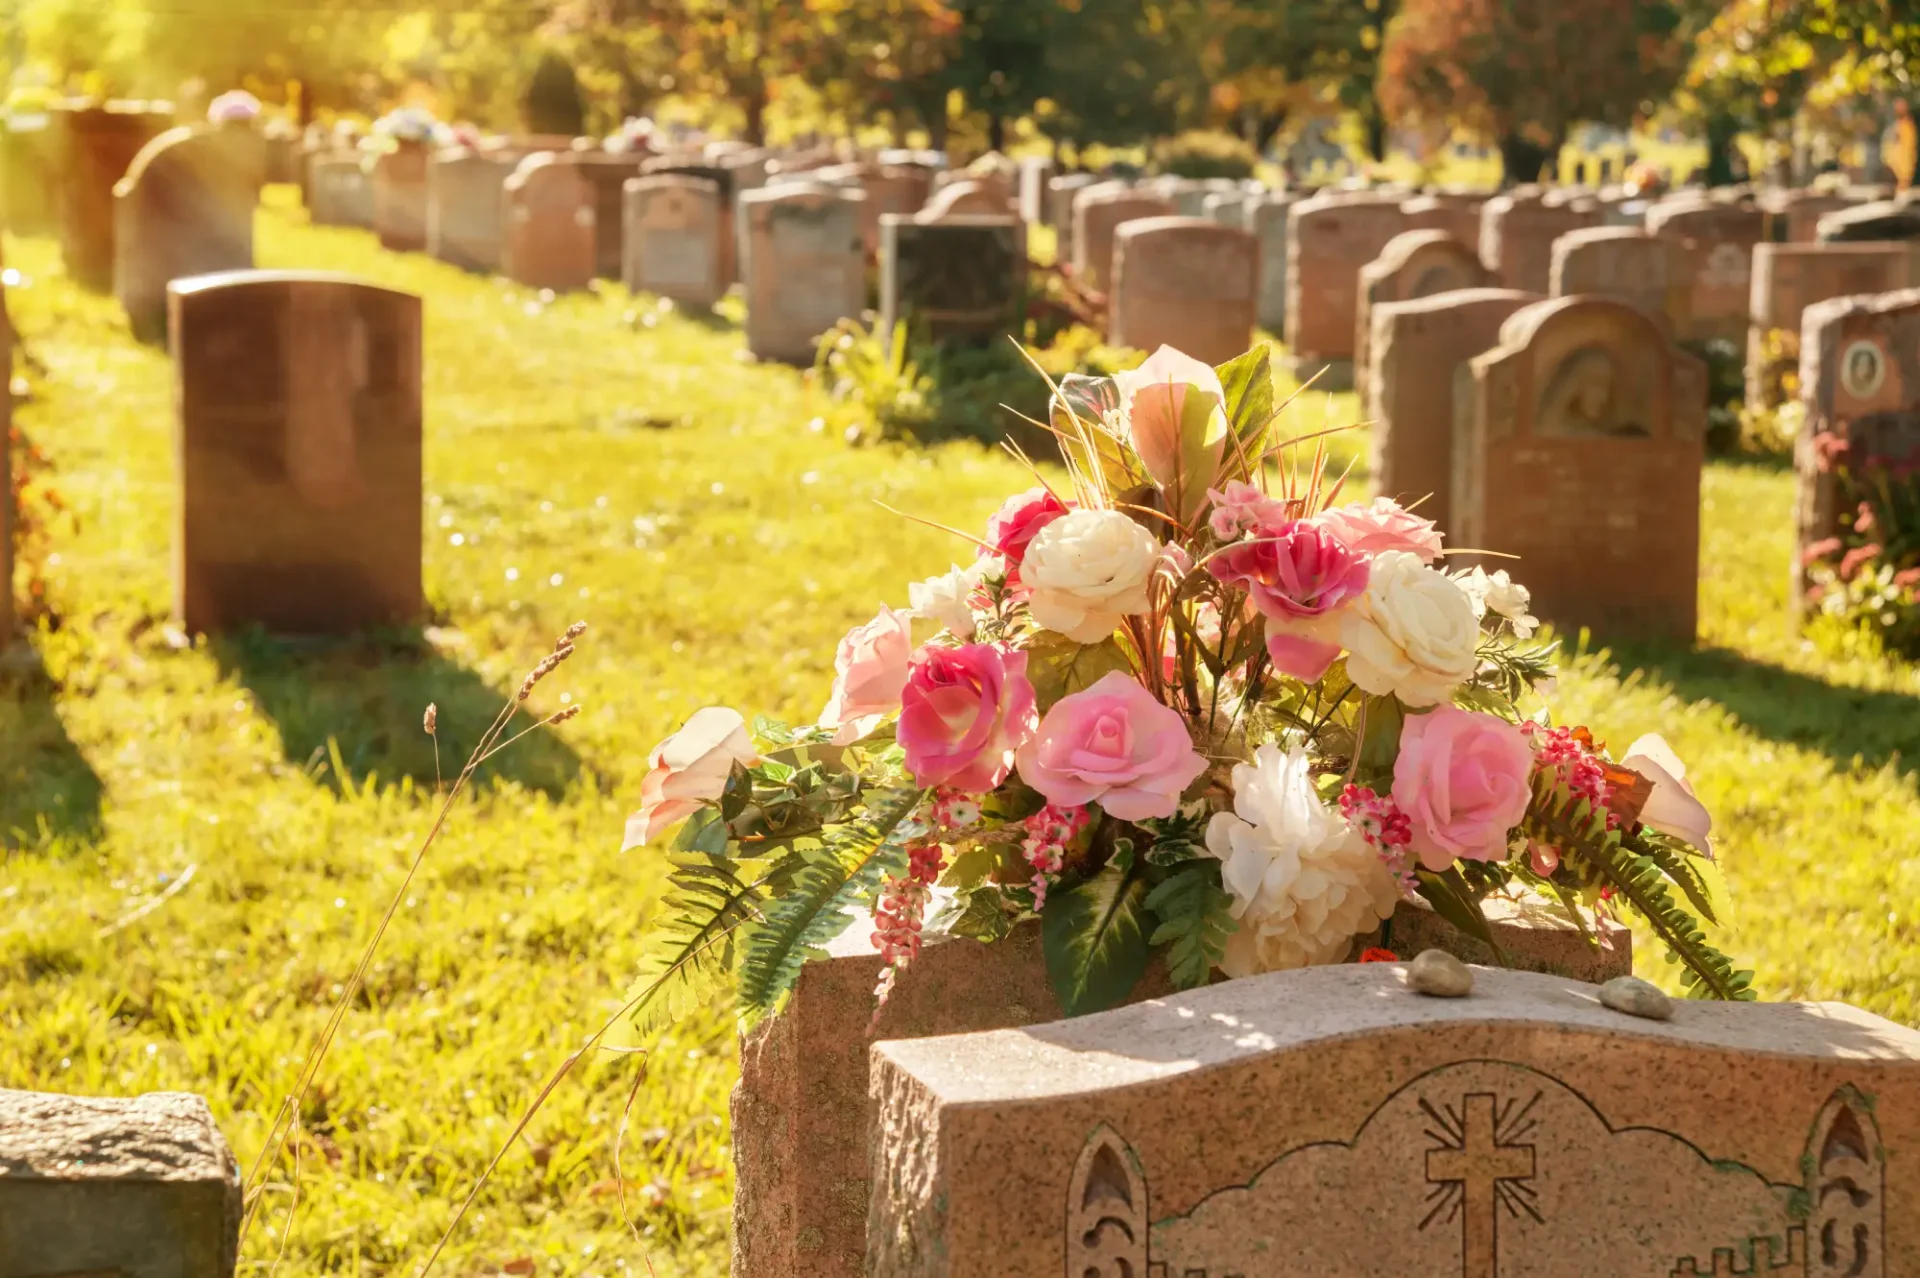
top-left (1794, 288), bottom-right (1920, 613)
top-left (1285, 193), bottom-right (1407, 391)
top-left (1247, 192), bottom-right (1293, 333)
top-left (1645, 200), bottom-right (1766, 344)
top-left (1018, 155), bottom-right (1054, 223)
top-left (641, 159), bottom-right (737, 283)
top-left (1369, 288), bottom-right (1541, 542)
top-left (880, 214), bottom-right (1023, 346)
top-left (856, 165), bottom-right (933, 254)
top-left (1480, 191), bottom-right (1601, 293)
top-left (739, 183), bottom-right (867, 364)
top-left (868, 963), bottom-right (1920, 1277)
top-left (1047, 173), bottom-right (1098, 258)
top-left (426, 147), bottom-right (512, 273)
top-left (1355, 229), bottom-right (1491, 418)
top-left (0, 1087), bottom-right (242, 1278)
top-left (1818, 200), bottom-right (1920, 244)
top-left (309, 153), bottom-right (373, 229)
top-left (1109, 217), bottom-right (1259, 365)
top-left (1071, 188), bottom-right (1175, 292)
top-left (1548, 226), bottom-right (1690, 336)
top-left (918, 179), bottom-right (1013, 222)
top-left (623, 174), bottom-right (727, 310)
top-left (1455, 295), bottom-right (1707, 642)
top-left (112, 123), bottom-right (264, 344)
top-left (169, 271), bottom-right (423, 634)
top-left (372, 141), bottom-right (429, 252)
top-left (1763, 189), bottom-right (1854, 243)
top-left (1400, 192), bottom-right (1484, 247)
top-left (566, 152), bottom-right (650, 278)
top-left (1750, 243), bottom-right (1920, 410)
top-left (501, 153), bottom-right (596, 292)
top-left (54, 101), bottom-right (174, 291)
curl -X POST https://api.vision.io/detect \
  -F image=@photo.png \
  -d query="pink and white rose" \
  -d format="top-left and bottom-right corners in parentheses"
top-left (818, 605), bottom-right (913, 744)
top-left (984, 487), bottom-right (1070, 571)
top-left (623, 707), bottom-right (758, 849)
top-left (1315, 497), bottom-right (1445, 563)
top-left (1391, 705), bottom-right (1535, 871)
top-left (897, 644), bottom-right (1038, 793)
top-left (1337, 551), bottom-right (1479, 707)
top-left (1022, 509), bottom-right (1161, 644)
top-left (1015, 671), bottom-right (1209, 821)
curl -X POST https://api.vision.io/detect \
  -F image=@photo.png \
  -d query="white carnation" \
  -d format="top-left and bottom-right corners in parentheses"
top-left (908, 560), bottom-right (994, 640)
top-left (1022, 509), bottom-right (1160, 644)
top-left (1204, 744), bottom-right (1399, 975)
top-left (1337, 550), bottom-right (1480, 707)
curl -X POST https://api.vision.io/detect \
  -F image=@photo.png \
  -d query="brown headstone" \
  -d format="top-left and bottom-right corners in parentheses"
top-left (565, 152), bottom-right (650, 278)
top-left (1548, 226), bottom-right (1691, 336)
top-left (55, 102), bottom-right (174, 291)
top-left (879, 214), bottom-right (1024, 346)
top-left (640, 159), bottom-right (738, 283)
top-left (1646, 200), bottom-right (1767, 344)
top-left (1248, 193), bottom-right (1293, 333)
top-left (308, 152), bottom-right (372, 229)
top-left (1455, 296), bottom-right (1707, 642)
top-left (1775, 189), bottom-right (1857, 242)
top-left (1479, 191), bottom-right (1601, 294)
top-left (1071, 187), bottom-right (1175, 292)
top-left (1354, 230), bottom-right (1491, 418)
top-left (868, 964), bottom-right (1920, 1276)
top-left (1109, 217), bottom-right (1258, 365)
top-left (1369, 287), bottom-right (1541, 543)
top-left (916, 179), bottom-right (1014, 223)
top-left (1285, 193), bottom-right (1406, 391)
top-left (1750, 243), bottom-right (1920, 410)
top-left (371, 141), bottom-right (429, 252)
top-left (1794, 288), bottom-right (1920, 614)
top-left (169, 272), bottom-right (423, 635)
top-left (1400, 192), bottom-right (1484, 246)
top-left (739, 183), bottom-right (867, 364)
top-left (426, 148), bottom-right (512, 273)
top-left (622, 174), bottom-right (726, 310)
top-left (112, 124), bottom-right (263, 344)
top-left (501, 153), bottom-right (596, 292)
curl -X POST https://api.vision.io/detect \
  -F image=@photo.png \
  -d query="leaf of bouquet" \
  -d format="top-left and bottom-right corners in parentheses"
top-left (1636, 831), bottom-right (1723, 927)
top-left (1215, 346), bottom-right (1276, 470)
top-left (929, 884), bottom-right (1017, 944)
top-left (1413, 867), bottom-right (1507, 964)
top-left (941, 843), bottom-right (1001, 889)
top-left (1028, 633), bottom-right (1135, 711)
top-left (621, 853), bottom-right (763, 1038)
top-left (1041, 854), bottom-right (1153, 1017)
top-left (1051, 373), bottom-right (1137, 498)
top-left (735, 786), bottom-right (923, 1023)
top-left (1145, 861), bottom-right (1233, 990)
top-left (1356, 694), bottom-right (1408, 776)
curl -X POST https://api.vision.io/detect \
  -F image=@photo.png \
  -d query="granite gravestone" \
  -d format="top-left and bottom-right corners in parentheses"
top-left (1109, 217), bottom-right (1259, 366)
top-left (112, 124), bottom-right (264, 344)
top-left (880, 214), bottom-right (1023, 346)
top-left (1548, 226), bottom-right (1691, 336)
top-left (1646, 200), bottom-right (1767, 345)
top-left (1750, 244), bottom-right (1920, 410)
top-left (739, 183), bottom-right (867, 363)
top-left (55, 101), bottom-right (174, 291)
top-left (641, 159), bottom-right (738, 283)
top-left (169, 272), bottom-right (422, 634)
top-left (1480, 191), bottom-right (1602, 293)
top-left (501, 153), bottom-right (596, 292)
top-left (1047, 173), bottom-right (1099, 254)
top-left (308, 153), bottom-right (373, 229)
top-left (1247, 192), bottom-right (1293, 333)
top-left (1369, 288), bottom-right (1541, 543)
top-left (371, 141), bottom-right (429, 252)
top-left (1354, 230), bottom-right (1491, 418)
top-left (868, 964), bottom-right (1920, 1277)
top-left (1818, 201), bottom-right (1920, 244)
top-left (917, 179), bottom-right (1013, 223)
top-left (1018, 156), bottom-right (1054, 223)
top-left (1455, 296), bottom-right (1707, 642)
top-left (1401, 192), bottom-right (1485, 247)
top-left (565, 152), bottom-right (649, 278)
top-left (623, 174), bottom-right (727, 310)
top-left (426, 147), bottom-right (512, 273)
top-left (1072, 188), bottom-right (1175, 292)
top-left (1285, 194), bottom-right (1406, 391)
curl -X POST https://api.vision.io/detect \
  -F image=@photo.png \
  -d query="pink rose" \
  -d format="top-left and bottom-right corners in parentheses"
top-left (1208, 519), bottom-right (1371, 622)
top-left (819, 605), bottom-right (913, 745)
top-left (1315, 497), bottom-right (1444, 563)
top-left (984, 487), bottom-right (1070, 571)
top-left (1265, 624), bottom-right (1343, 683)
top-left (898, 644), bottom-right (1039, 793)
top-left (1390, 705), bottom-right (1534, 872)
top-left (1206, 480), bottom-right (1291, 541)
top-left (1015, 671), bottom-right (1209, 821)
top-left (623, 707), bottom-right (758, 849)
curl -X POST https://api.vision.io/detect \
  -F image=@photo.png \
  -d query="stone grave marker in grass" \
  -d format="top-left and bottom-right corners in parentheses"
top-left (1645, 199), bottom-right (1767, 346)
top-left (426, 147), bottom-right (513, 273)
top-left (502, 153), bottom-right (596, 293)
top-left (54, 101), bottom-right (174, 292)
top-left (879, 214), bottom-right (1024, 347)
top-left (1480, 189), bottom-right (1601, 295)
top-left (112, 123), bottom-right (264, 344)
top-left (1283, 192), bottom-right (1406, 391)
top-left (738, 183), bottom-right (867, 365)
top-left (371, 140), bottom-right (429, 252)
top-left (1549, 226), bottom-right (1692, 338)
top-left (1070, 187), bottom-right (1174, 294)
top-left (623, 174), bottom-right (727, 311)
top-left (1108, 216), bottom-right (1259, 367)
top-left (1354, 229), bottom-right (1492, 420)
top-left (1748, 243), bottom-right (1920, 411)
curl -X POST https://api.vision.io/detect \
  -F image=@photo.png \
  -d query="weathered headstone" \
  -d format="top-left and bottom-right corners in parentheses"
top-left (54, 102), bottom-right (174, 291)
top-left (1749, 243), bottom-right (1920, 410)
top-left (1548, 226), bottom-right (1690, 335)
top-left (1646, 200), bottom-right (1766, 344)
top-left (1818, 200), bottom-right (1920, 244)
top-left (1247, 192), bottom-right (1293, 333)
top-left (1047, 174), bottom-right (1099, 263)
top-left (880, 214), bottom-right (1023, 345)
top-left (1794, 288), bottom-right (1920, 614)
top-left (739, 183), bottom-right (867, 364)
top-left (641, 159), bottom-right (738, 283)
top-left (371, 141), bottom-right (429, 252)
top-left (1480, 191), bottom-right (1601, 293)
top-left (1071, 187), bottom-right (1175, 292)
top-left (739, 901), bottom-right (1625, 1278)
top-left (1400, 192), bottom-right (1484, 246)
top-left (1765, 188), bottom-right (1854, 243)
top-left (623, 173), bottom-right (727, 310)
top-left (1455, 296), bottom-right (1707, 641)
top-left (1354, 230), bottom-right (1491, 418)
top-left (1285, 193), bottom-right (1406, 390)
top-left (501, 153), bottom-right (596, 292)
top-left (868, 963), bottom-right (1920, 1277)
top-left (170, 271), bottom-right (423, 634)
top-left (1109, 217), bottom-right (1258, 365)
top-left (1369, 288), bottom-right (1540, 542)
top-left (566, 151), bottom-right (650, 278)
top-left (1018, 155), bottom-right (1054, 223)
top-left (112, 124), bottom-right (264, 344)
top-left (0, 1087), bottom-right (242, 1278)
top-left (426, 147), bottom-right (511, 273)
top-left (309, 153), bottom-right (373, 229)
top-left (919, 178), bottom-right (1014, 222)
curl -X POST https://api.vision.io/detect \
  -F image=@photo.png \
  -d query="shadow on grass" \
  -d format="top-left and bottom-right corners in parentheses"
top-left (211, 629), bottom-right (584, 797)
top-left (1608, 640), bottom-right (1920, 778)
top-left (0, 660), bottom-right (104, 849)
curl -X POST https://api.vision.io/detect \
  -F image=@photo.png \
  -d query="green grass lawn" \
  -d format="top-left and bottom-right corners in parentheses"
top-left (3, 188), bottom-right (1918, 1275)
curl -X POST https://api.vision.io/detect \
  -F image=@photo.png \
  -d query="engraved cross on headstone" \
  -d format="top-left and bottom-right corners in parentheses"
top-left (1425, 1092), bottom-right (1537, 1278)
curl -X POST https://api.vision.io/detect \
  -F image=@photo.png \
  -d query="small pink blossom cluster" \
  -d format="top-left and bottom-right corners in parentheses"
top-left (1021, 803), bottom-right (1091, 908)
top-left (1340, 784), bottom-right (1416, 890)
top-left (871, 837), bottom-right (946, 1016)
top-left (1523, 722), bottom-right (1615, 826)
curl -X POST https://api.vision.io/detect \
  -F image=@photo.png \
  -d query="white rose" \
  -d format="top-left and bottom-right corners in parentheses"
top-left (1204, 744), bottom-right (1398, 975)
top-left (1338, 551), bottom-right (1479, 707)
top-left (908, 560), bottom-right (993, 640)
top-left (1022, 509), bottom-right (1160, 644)
top-left (1452, 565), bottom-right (1539, 639)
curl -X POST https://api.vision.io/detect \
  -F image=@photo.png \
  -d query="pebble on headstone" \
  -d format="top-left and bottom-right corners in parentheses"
top-left (502, 153), bottom-right (596, 293)
top-left (1109, 216), bottom-right (1258, 366)
top-left (113, 124), bottom-right (264, 344)
top-left (739, 182), bottom-right (867, 364)
top-left (1406, 947), bottom-right (1474, 996)
top-left (1598, 974), bottom-right (1674, 1020)
top-left (880, 214), bottom-right (1024, 347)
top-left (0, 1088), bottom-right (241, 1278)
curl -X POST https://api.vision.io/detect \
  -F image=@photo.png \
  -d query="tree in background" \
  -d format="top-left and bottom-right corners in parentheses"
top-left (1380, 0), bottom-right (1691, 185)
top-left (1030, 1), bottom-right (1193, 157)
top-left (1197, 0), bottom-right (1394, 159)
top-left (807, 0), bottom-right (964, 144)
top-left (524, 49), bottom-right (587, 135)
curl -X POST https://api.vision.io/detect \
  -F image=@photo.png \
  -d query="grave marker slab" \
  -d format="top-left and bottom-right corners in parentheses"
top-left (641, 159), bottom-right (737, 283)
top-left (566, 152), bottom-right (650, 278)
top-left (170, 272), bottom-right (422, 634)
top-left (1646, 201), bottom-right (1766, 344)
top-left (1285, 194), bottom-right (1406, 391)
top-left (1018, 156), bottom-right (1054, 223)
top-left (55, 102), bottom-right (173, 291)
top-left (919, 178), bottom-right (1014, 223)
top-left (1400, 192), bottom-right (1484, 246)
top-left (501, 153), bottom-right (595, 292)
top-left (0, 1087), bottom-right (242, 1278)
top-left (1750, 244), bottom-right (1920, 410)
top-left (1455, 296), bottom-right (1707, 642)
top-left (1047, 174), bottom-right (1098, 258)
top-left (868, 964), bottom-right (1920, 1277)
top-left (1818, 200), bottom-right (1920, 244)
top-left (1480, 192), bottom-right (1601, 293)
top-left (1071, 188), bottom-right (1175, 292)
top-left (739, 183), bottom-right (867, 364)
top-left (623, 174), bottom-right (726, 310)
top-left (1109, 217), bottom-right (1258, 365)
top-left (308, 153), bottom-right (372, 229)
top-left (112, 124), bottom-right (263, 344)
top-left (371, 141), bottom-right (429, 252)
top-left (880, 214), bottom-right (1023, 345)
top-left (1355, 230), bottom-right (1491, 418)
top-left (1549, 226), bottom-right (1690, 335)
top-left (1247, 192), bottom-right (1293, 333)
top-left (426, 148), bottom-right (511, 272)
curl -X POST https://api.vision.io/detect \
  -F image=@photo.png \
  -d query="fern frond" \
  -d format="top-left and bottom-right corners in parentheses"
top-left (1144, 860), bottom-right (1233, 990)
top-left (624, 852), bottom-right (764, 1036)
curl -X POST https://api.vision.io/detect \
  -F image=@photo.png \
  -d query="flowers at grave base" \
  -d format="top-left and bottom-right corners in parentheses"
top-left (206, 91), bottom-right (262, 125)
top-left (617, 340), bottom-right (1750, 1043)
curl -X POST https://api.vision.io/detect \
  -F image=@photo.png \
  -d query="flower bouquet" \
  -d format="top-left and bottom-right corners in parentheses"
top-left (622, 343), bottom-right (1751, 1031)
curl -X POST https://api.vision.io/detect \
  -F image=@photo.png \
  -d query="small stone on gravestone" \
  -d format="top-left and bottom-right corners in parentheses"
top-left (868, 964), bottom-right (1920, 1276)
top-left (1407, 947), bottom-right (1473, 996)
top-left (1108, 216), bottom-right (1258, 366)
top-left (113, 123), bottom-right (264, 344)
top-left (623, 174), bottom-right (726, 310)
top-left (0, 1087), bottom-right (241, 1278)
top-left (502, 153), bottom-right (596, 293)
top-left (738, 183), bottom-right (867, 364)
top-left (170, 271), bottom-right (423, 635)
top-left (1598, 974), bottom-right (1673, 1020)
top-left (879, 214), bottom-right (1023, 346)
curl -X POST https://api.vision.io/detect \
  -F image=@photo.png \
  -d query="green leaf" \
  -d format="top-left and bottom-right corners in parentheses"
top-left (1357, 694), bottom-right (1408, 776)
top-left (1145, 861), bottom-right (1233, 989)
top-left (1215, 345), bottom-right (1275, 458)
top-left (1413, 866), bottom-right (1508, 964)
top-left (620, 852), bottom-right (763, 1039)
top-left (940, 843), bottom-right (1001, 890)
top-left (929, 883), bottom-right (1017, 944)
top-left (1042, 855), bottom-right (1153, 1017)
top-left (720, 761), bottom-right (753, 821)
top-left (1027, 633), bottom-right (1134, 710)
top-left (675, 809), bottom-right (730, 856)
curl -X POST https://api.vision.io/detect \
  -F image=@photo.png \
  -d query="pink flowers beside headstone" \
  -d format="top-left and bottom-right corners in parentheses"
top-left (1315, 497), bottom-right (1445, 563)
top-left (819, 605), bottom-right (913, 744)
top-left (897, 644), bottom-right (1038, 793)
top-left (623, 707), bottom-right (759, 849)
top-left (1390, 705), bottom-right (1535, 871)
top-left (1015, 671), bottom-right (1209, 821)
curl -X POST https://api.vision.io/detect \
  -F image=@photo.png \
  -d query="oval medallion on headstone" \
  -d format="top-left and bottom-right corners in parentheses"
top-left (1841, 337), bottom-right (1889, 402)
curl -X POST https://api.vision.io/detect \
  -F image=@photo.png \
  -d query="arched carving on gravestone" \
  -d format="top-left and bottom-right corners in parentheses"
top-left (1064, 1124), bottom-right (1149, 1278)
top-left (1537, 346), bottom-right (1653, 439)
top-left (1804, 1086), bottom-right (1885, 1277)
